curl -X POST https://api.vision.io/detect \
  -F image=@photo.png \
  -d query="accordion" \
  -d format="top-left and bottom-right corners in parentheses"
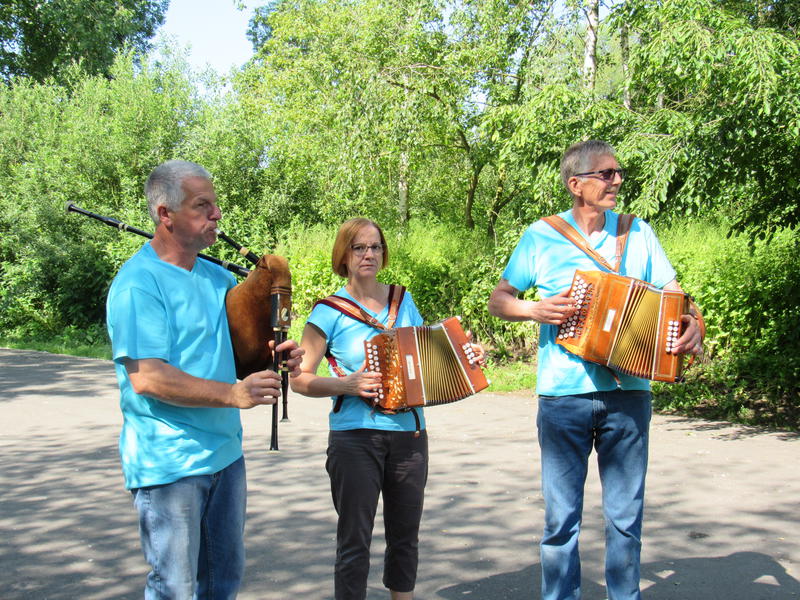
top-left (556, 270), bottom-right (689, 382)
top-left (363, 316), bottom-right (489, 411)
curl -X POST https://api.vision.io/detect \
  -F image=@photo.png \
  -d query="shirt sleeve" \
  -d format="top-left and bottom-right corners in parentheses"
top-left (397, 291), bottom-right (423, 327)
top-left (638, 219), bottom-right (677, 288)
top-left (107, 285), bottom-right (171, 364)
top-left (306, 301), bottom-right (340, 341)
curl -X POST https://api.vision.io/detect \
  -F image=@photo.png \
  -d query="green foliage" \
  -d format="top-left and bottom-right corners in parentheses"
top-left (655, 220), bottom-right (799, 428)
top-left (0, 0), bottom-right (168, 84)
top-left (0, 55), bottom-right (199, 339)
top-left (613, 0), bottom-right (800, 236)
top-left (237, 0), bottom-right (571, 235)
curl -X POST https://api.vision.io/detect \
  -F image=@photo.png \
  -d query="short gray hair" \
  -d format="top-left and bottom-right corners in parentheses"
top-left (144, 160), bottom-right (211, 224)
top-left (560, 140), bottom-right (616, 191)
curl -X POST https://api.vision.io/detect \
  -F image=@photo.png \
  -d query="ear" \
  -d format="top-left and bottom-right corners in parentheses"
top-left (566, 175), bottom-right (583, 198)
top-left (156, 204), bottom-right (173, 228)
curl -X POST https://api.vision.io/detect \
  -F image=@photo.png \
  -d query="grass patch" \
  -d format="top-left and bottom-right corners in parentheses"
top-left (0, 324), bottom-right (112, 360)
top-left (483, 359), bottom-right (536, 393)
top-left (0, 337), bottom-right (111, 360)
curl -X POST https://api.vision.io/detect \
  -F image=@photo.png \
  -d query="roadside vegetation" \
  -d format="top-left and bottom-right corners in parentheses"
top-left (1, 0), bottom-right (797, 428)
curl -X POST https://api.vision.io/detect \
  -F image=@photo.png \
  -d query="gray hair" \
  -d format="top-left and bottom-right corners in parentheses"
top-left (560, 140), bottom-right (616, 191)
top-left (144, 160), bottom-right (212, 224)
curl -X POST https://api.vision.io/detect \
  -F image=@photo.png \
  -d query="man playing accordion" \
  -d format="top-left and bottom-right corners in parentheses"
top-left (488, 140), bottom-right (703, 600)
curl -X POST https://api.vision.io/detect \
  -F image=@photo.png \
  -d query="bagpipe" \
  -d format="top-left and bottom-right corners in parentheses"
top-left (66, 203), bottom-right (291, 451)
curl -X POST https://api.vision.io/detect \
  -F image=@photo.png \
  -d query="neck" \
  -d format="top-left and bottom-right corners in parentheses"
top-left (345, 276), bottom-right (383, 302)
top-left (571, 204), bottom-right (607, 236)
top-left (151, 228), bottom-right (198, 271)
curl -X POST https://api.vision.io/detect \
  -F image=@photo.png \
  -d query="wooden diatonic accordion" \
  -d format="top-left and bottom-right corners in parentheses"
top-left (363, 316), bottom-right (489, 411)
top-left (556, 270), bottom-right (689, 382)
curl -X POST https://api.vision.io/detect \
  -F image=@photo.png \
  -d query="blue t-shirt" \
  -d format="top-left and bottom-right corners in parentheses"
top-left (502, 210), bottom-right (677, 396)
top-left (307, 286), bottom-right (426, 431)
top-left (106, 242), bottom-right (242, 489)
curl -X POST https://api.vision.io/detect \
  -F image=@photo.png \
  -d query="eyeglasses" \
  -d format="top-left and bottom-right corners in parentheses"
top-left (350, 243), bottom-right (384, 256)
top-left (574, 168), bottom-right (627, 182)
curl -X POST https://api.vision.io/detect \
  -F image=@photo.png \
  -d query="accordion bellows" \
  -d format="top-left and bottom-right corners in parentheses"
top-left (556, 270), bottom-right (689, 383)
top-left (364, 316), bottom-right (489, 411)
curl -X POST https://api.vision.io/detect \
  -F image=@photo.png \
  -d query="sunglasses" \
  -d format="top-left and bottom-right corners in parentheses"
top-left (574, 168), bottom-right (627, 182)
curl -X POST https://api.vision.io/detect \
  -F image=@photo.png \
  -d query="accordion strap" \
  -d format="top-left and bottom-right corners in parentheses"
top-left (542, 213), bottom-right (635, 273)
top-left (314, 285), bottom-right (406, 331)
top-left (314, 285), bottom-right (407, 413)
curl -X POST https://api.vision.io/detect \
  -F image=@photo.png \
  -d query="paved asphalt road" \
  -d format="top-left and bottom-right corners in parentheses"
top-left (1, 348), bottom-right (798, 599)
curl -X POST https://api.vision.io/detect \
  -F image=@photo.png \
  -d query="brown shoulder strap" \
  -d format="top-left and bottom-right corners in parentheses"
top-left (385, 285), bottom-right (406, 329)
top-left (313, 285), bottom-right (407, 331)
top-left (314, 296), bottom-right (388, 330)
top-left (542, 214), bottom-right (636, 273)
top-left (614, 214), bottom-right (635, 272)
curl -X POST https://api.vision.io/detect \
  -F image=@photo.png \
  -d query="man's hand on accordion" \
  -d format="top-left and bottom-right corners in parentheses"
top-left (671, 313), bottom-right (703, 356)
top-left (663, 281), bottom-right (704, 356)
top-left (672, 315), bottom-right (703, 354)
top-left (532, 290), bottom-right (578, 325)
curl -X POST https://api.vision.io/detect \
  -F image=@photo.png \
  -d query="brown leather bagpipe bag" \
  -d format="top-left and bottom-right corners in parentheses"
top-left (224, 254), bottom-right (291, 380)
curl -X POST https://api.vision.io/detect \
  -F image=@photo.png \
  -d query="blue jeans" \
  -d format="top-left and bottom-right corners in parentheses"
top-left (537, 390), bottom-right (652, 600)
top-left (131, 455), bottom-right (247, 600)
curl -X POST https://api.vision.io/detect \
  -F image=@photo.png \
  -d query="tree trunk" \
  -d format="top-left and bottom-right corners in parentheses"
top-left (620, 20), bottom-right (631, 109)
top-left (583, 0), bottom-right (599, 91)
top-left (487, 165), bottom-right (507, 238)
top-left (464, 163), bottom-right (483, 230)
top-left (398, 151), bottom-right (409, 224)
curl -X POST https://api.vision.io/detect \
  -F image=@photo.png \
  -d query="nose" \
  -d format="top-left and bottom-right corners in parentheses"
top-left (210, 202), bottom-right (222, 221)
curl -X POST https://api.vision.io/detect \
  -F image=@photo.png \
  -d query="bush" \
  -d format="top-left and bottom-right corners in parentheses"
top-left (655, 220), bottom-right (799, 428)
top-left (276, 220), bottom-right (538, 362)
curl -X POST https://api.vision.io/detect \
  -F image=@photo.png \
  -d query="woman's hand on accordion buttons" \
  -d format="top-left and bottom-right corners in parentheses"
top-left (672, 313), bottom-right (703, 355)
top-left (342, 364), bottom-right (384, 399)
top-left (532, 290), bottom-right (577, 325)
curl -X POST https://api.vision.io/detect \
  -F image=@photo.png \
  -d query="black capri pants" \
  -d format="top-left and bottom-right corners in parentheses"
top-left (326, 428), bottom-right (429, 600)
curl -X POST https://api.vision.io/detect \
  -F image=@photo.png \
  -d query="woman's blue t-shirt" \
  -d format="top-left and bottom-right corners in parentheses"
top-left (307, 286), bottom-right (426, 431)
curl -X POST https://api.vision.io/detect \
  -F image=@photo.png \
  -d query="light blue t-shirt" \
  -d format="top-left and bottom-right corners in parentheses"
top-left (502, 210), bottom-right (677, 396)
top-left (106, 242), bottom-right (242, 489)
top-left (307, 286), bottom-right (426, 431)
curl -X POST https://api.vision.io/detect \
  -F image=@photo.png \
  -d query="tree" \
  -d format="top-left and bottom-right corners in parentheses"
top-left (237, 0), bottom-right (570, 235)
top-left (0, 0), bottom-right (168, 84)
top-left (608, 0), bottom-right (800, 236)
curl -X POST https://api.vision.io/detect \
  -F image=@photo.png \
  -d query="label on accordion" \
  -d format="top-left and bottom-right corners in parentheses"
top-left (405, 354), bottom-right (416, 379)
top-left (602, 309), bottom-right (616, 332)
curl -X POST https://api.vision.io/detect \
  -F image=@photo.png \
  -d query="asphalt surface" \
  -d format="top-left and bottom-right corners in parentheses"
top-left (1, 347), bottom-right (798, 599)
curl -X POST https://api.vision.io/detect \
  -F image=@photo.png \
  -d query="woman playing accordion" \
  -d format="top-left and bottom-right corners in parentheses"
top-left (291, 218), bottom-right (483, 600)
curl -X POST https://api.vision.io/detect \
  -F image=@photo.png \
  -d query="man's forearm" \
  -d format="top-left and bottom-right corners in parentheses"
top-left (125, 358), bottom-right (236, 408)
